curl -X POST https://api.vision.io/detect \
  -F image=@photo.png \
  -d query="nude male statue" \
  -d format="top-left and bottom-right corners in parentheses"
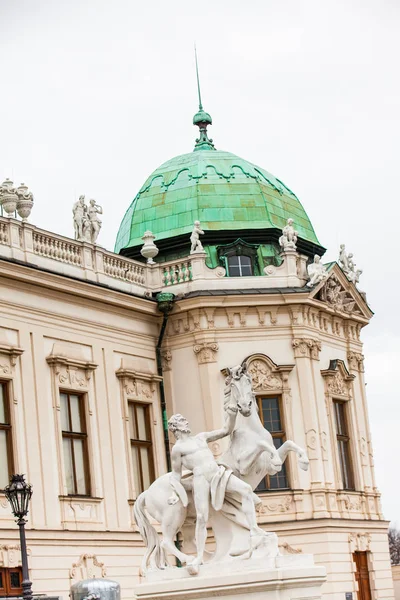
top-left (168, 412), bottom-right (265, 571)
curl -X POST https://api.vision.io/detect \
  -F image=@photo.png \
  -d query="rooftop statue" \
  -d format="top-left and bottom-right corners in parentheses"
top-left (73, 196), bottom-right (103, 244)
top-left (133, 365), bottom-right (309, 576)
top-left (190, 220), bottom-right (205, 254)
top-left (338, 244), bottom-right (362, 286)
top-left (279, 218), bottom-right (298, 252)
top-left (307, 255), bottom-right (328, 287)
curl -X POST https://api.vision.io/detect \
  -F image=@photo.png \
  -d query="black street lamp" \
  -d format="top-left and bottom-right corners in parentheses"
top-left (5, 474), bottom-right (33, 600)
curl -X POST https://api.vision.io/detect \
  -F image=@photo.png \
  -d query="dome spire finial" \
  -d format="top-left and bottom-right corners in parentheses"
top-left (193, 46), bottom-right (215, 151)
top-left (195, 45), bottom-right (203, 111)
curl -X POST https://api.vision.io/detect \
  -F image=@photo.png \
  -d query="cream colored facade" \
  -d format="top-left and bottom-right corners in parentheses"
top-left (0, 216), bottom-right (394, 600)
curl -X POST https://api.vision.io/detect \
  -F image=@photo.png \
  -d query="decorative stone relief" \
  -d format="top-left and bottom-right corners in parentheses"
top-left (342, 495), bottom-right (363, 512)
top-left (260, 495), bottom-right (292, 513)
top-left (317, 274), bottom-right (361, 315)
top-left (161, 349), bottom-right (172, 371)
top-left (0, 344), bottom-right (24, 376)
top-left (321, 359), bottom-right (355, 399)
top-left (69, 553), bottom-right (107, 582)
top-left (116, 359), bottom-right (162, 401)
top-left (46, 345), bottom-right (97, 397)
top-left (0, 545), bottom-right (23, 567)
top-left (246, 360), bottom-right (282, 391)
top-left (193, 342), bottom-right (219, 364)
top-left (292, 338), bottom-right (321, 360)
top-left (305, 429), bottom-right (318, 459)
top-left (347, 351), bottom-right (365, 372)
top-left (348, 533), bottom-right (371, 552)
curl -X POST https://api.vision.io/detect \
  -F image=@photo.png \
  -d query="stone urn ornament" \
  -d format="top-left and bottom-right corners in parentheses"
top-left (140, 230), bottom-right (159, 264)
top-left (0, 179), bottom-right (18, 217)
top-left (16, 183), bottom-right (34, 222)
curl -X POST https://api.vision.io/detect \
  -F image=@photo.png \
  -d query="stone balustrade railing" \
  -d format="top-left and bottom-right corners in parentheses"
top-left (0, 217), bottom-right (149, 295)
top-left (33, 232), bottom-right (83, 266)
top-left (162, 258), bottom-right (193, 286)
top-left (0, 217), bottom-right (310, 296)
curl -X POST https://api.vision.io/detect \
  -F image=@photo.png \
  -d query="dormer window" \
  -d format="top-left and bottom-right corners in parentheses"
top-left (217, 239), bottom-right (260, 277)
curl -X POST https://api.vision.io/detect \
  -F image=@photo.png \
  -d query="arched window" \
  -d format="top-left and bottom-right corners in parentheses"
top-left (217, 239), bottom-right (260, 277)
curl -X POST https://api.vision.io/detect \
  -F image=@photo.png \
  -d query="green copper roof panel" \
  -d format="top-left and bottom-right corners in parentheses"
top-left (115, 150), bottom-right (320, 252)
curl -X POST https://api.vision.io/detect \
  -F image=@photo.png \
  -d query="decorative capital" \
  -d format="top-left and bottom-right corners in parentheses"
top-left (347, 351), bottom-right (364, 372)
top-left (193, 341), bottom-right (219, 364)
top-left (292, 338), bottom-right (321, 360)
top-left (0, 344), bottom-right (24, 375)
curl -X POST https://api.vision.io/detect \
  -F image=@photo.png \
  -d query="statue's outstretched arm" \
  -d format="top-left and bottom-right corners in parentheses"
top-left (202, 407), bottom-right (237, 443)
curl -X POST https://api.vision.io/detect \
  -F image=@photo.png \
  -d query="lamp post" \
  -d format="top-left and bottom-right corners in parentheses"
top-left (4, 474), bottom-right (33, 600)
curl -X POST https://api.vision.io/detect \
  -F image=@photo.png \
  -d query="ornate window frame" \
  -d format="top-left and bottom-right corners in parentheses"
top-left (116, 360), bottom-right (163, 501)
top-left (241, 354), bottom-right (297, 490)
top-left (0, 344), bottom-right (24, 483)
top-left (46, 345), bottom-right (98, 501)
top-left (320, 359), bottom-right (359, 493)
top-left (217, 238), bottom-right (260, 277)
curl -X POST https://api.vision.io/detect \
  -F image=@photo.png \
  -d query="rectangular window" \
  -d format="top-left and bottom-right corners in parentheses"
top-left (60, 392), bottom-right (90, 496)
top-left (0, 567), bottom-right (23, 597)
top-left (0, 382), bottom-right (13, 490)
top-left (227, 255), bottom-right (253, 277)
top-left (128, 402), bottom-right (155, 496)
top-left (256, 396), bottom-right (289, 492)
top-left (333, 400), bottom-right (355, 490)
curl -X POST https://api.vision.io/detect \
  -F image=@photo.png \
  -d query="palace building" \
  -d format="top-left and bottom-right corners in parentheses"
top-left (0, 100), bottom-right (394, 600)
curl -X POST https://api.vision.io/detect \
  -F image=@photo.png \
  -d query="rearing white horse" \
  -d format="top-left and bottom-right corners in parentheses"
top-left (133, 365), bottom-right (309, 572)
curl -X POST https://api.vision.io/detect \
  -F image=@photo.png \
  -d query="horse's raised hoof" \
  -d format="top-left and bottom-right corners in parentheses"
top-left (299, 458), bottom-right (309, 471)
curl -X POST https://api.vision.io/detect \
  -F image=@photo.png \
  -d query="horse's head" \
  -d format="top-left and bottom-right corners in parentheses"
top-left (225, 364), bottom-right (255, 417)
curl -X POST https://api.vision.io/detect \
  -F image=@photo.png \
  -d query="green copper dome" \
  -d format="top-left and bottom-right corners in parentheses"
top-left (114, 149), bottom-right (320, 254)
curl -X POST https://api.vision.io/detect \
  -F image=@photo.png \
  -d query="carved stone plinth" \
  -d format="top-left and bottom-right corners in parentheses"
top-left (134, 555), bottom-right (326, 600)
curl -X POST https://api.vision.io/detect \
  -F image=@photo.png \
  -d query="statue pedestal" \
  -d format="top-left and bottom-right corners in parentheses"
top-left (134, 555), bottom-right (326, 600)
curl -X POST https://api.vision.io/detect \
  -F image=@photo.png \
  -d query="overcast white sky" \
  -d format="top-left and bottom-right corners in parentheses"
top-left (1, 1), bottom-right (399, 524)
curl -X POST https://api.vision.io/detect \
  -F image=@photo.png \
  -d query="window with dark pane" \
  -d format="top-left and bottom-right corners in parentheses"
top-left (333, 400), bottom-right (355, 490)
top-left (60, 392), bottom-right (90, 496)
top-left (227, 255), bottom-right (253, 277)
top-left (0, 382), bottom-right (13, 490)
top-left (256, 396), bottom-right (289, 492)
top-left (128, 402), bottom-right (155, 496)
top-left (0, 567), bottom-right (23, 597)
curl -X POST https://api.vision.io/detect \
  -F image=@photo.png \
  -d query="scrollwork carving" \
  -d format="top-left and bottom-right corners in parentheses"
top-left (193, 342), bottom-right (219, 364)
top-left (292, 338), bottom-right (321, 360)
top-left (69, 553), bottom-right (107, 581)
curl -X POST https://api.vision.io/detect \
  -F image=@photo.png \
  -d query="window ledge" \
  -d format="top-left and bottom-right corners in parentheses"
top-left (59, 495), bottom-right (103, 503)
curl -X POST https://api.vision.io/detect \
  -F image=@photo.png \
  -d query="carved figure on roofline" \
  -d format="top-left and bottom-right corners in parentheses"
top-left (133, 364), bottom-right (309, 577)
top-left (279, 218), bottom-right (298, 252)
top-left (88, 199), bottom-right (103, 244)
top-left (339, 244), bottom-right (363, 286)
top-left (72, 196), bottom-right (103, 244)
top-left (190, 220), bottom-right (204, 253)
top-left (306, 255), bottom-right (328, 287)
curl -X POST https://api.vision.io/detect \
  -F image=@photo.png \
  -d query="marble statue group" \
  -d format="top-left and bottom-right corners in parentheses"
top-left (134, 365), bottom-right (309, 576)
top-left (72, 195), bottom-right (103, 244)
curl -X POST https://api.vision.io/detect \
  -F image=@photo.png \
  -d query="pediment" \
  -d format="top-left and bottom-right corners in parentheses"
top-left (308, 264), bottom-right (373, 320)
